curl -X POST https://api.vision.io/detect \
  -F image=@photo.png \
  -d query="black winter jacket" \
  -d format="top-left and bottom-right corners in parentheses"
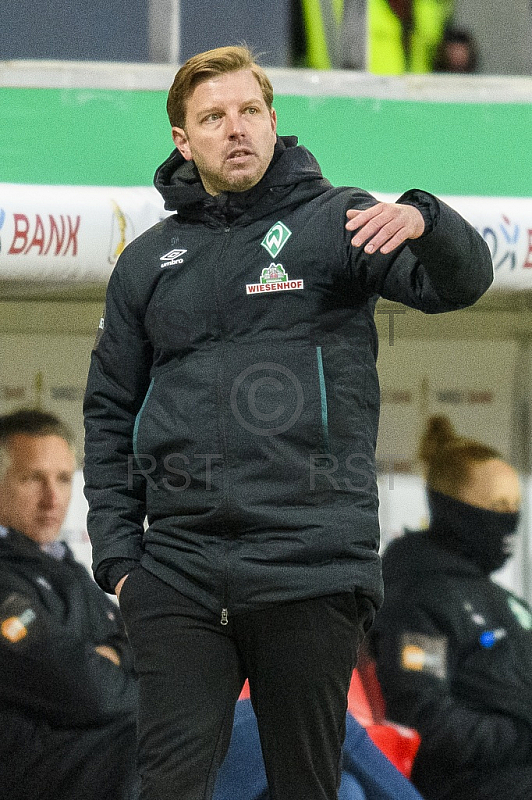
top-left (0, 526), bottom-right (138, 800)
top-left (84, 136), bottom-right (493, 618)
top-left (371, 530), bottom-right (532, 800)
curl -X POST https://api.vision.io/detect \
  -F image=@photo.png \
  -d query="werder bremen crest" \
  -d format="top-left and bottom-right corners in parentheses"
top-left (261, 221), bottom-right (292, 257)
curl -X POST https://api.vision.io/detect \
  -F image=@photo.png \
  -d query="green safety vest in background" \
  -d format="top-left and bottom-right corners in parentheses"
top-left (299, 0), bottom-right (345, 69)
top-left (299, 0), bottom-right (454, 73)
top-left (368, 0), bottom-right (455, 73)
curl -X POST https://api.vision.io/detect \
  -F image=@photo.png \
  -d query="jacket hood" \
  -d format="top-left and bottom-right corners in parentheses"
top-left (153, 135), bottom-right (331, 222)
top-left (381, 529), bottom-right (481, 587)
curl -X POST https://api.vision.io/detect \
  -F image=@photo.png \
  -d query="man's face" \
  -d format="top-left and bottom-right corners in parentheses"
top-left (172, 69), bottom-right (277, 195)
top-left (0, 434), bottom-right (75, 545)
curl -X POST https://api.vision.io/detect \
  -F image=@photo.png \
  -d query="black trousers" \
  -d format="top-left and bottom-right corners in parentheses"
top-left (118, 566), bottom-right (373, 800)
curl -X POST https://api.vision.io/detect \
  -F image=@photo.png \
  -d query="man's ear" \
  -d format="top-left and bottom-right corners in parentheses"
top-left (172, 127), bottom-right (192, 161)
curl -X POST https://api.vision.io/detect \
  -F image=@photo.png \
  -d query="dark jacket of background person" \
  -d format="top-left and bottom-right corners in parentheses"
top-left (81, 137), bottom-right (492, 614)
top-left (0, 525), bottom-right (138, 800)
top-left (84, 135), bottom-right (492, 619)
top-left (370, 415), bottom-right (532, 800)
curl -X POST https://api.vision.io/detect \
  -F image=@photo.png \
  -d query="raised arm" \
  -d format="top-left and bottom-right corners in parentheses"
top-left (345, 189), bottom-right (493, 312)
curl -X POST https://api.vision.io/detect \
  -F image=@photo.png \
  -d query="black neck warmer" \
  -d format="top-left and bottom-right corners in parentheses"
top-left (427, 488), bottom-right (520, 574)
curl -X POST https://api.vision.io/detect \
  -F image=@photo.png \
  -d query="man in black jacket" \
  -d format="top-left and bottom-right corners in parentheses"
top-left (0, 409), bottom-right (138, 800)
top-left (83, 45), bottom-right (493, 800)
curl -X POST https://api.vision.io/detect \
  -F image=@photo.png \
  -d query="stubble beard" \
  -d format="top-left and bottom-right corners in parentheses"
top-left (206, 161), bottom-right (266, 195)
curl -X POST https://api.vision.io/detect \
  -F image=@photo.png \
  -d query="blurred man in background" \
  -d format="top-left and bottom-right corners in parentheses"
top-left (433, 26), bottom-right (478, 72)
top-left (0, 409), bottom-right (138, 800)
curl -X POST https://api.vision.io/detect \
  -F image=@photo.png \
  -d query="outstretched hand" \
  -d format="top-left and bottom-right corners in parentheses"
top-left (346, 203), bottom-right (425, 254)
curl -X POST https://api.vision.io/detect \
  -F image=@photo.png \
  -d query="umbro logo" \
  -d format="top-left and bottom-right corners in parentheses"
top-left (160, 248), bottom-right (187, 268)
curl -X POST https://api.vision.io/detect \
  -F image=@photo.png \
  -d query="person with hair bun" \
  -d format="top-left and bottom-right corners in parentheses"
top-left (370, 414), bottom-right (532, 800)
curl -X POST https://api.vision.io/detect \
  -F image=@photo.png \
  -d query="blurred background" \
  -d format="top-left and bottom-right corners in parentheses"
top-left (1, 0), bottom-right (532, 74)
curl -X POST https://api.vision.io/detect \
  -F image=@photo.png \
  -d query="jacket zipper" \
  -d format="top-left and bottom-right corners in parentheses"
top-left (220, 547), bottom-right (230, 625)
top-left (216, 225), bottom-right (233, 627)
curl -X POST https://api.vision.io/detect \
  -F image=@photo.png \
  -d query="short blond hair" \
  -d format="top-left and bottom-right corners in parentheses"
top-left (167, 45), bottom-right (274, 129)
